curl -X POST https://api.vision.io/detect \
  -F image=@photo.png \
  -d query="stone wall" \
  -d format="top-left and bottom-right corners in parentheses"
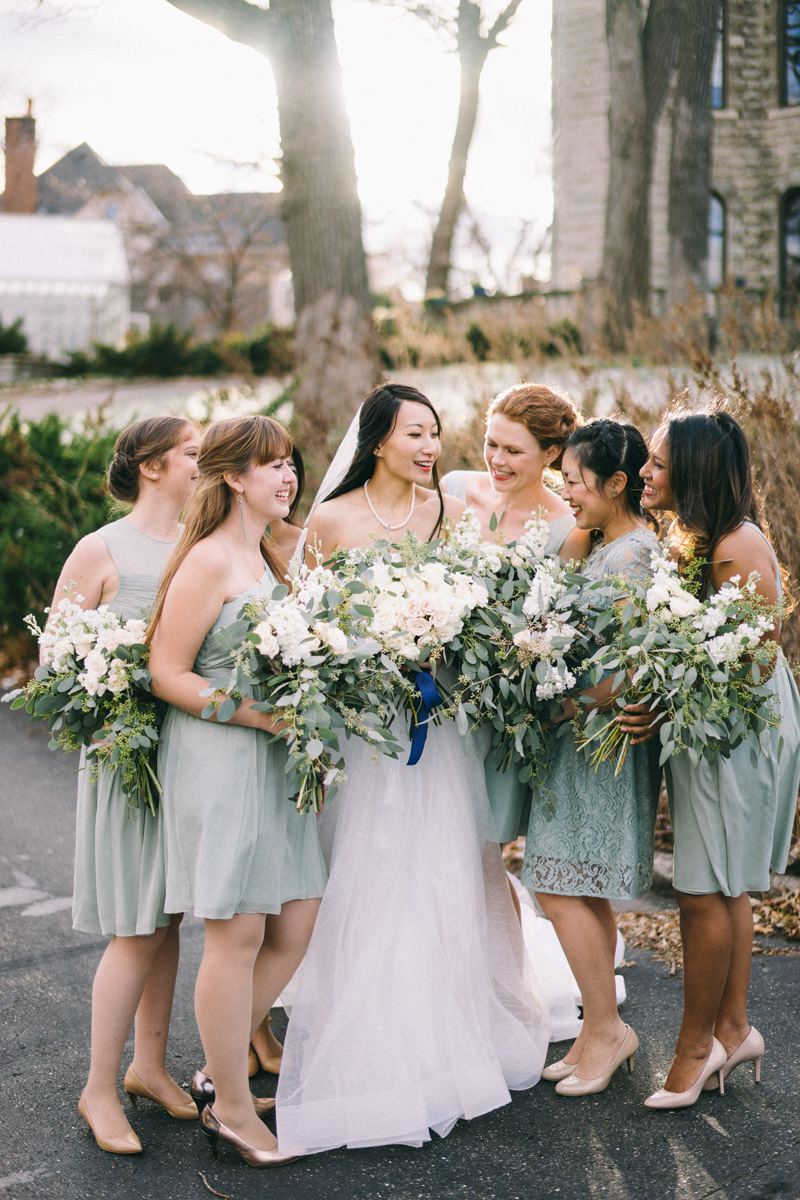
top-left (550, 0), bottom-right (800, 303)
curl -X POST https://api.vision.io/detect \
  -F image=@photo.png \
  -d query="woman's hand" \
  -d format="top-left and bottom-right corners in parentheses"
top-left (616, 701), bottom-right (665, 744)
top-left (552, 697), bottom-right (577, 725)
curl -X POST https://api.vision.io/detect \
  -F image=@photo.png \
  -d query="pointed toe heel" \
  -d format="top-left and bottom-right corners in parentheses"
top-left (78, 1091), bottom-right (142, 1155)
top-left (123, 1066), bottom-right (198, 1120)
top-left (200, 1105), bottom-right (298, 1168)
top-left (644, 1037), bottom-right (727, 1110)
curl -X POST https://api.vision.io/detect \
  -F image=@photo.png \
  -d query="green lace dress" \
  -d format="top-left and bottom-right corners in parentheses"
top-left (521, 528), bottom-right (663, 900)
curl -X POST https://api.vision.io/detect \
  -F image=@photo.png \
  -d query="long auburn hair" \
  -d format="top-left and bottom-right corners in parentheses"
top-left (147, 414), bottom-right (292, 638)
top-left (660, 409), bottom-right (765, 596)
top-left (323, 383), bottom-right (445, 538)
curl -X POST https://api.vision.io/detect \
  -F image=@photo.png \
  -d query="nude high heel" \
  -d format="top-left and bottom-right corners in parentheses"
top-left (123, 1066), bottom-right (198, 1119)
top-left (555, 1026), bottom-right (639, 1097)
top-left (644, 1036), bottom-right (727, 1109)
top-left (542, 1056), bottom-right (582, 1082)
top-left (200, 1104), bottom-right (297, 1167)
top-left (703, 1027), bottom-right (764, 1089)
top-left (250, 1013), bottom-right (283, 1075)
top-left (78, 1091), bottom-right (142, 1155)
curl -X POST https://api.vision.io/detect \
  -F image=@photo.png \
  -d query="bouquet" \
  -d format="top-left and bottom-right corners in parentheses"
top-left (445, 517), bottom-right (613, 785)
top-left (577, 552), bottom-right (781, 774)
top-left (4, 593), bottom-right (162, 814)
top-left (201, 562), bottom-right (405, 814)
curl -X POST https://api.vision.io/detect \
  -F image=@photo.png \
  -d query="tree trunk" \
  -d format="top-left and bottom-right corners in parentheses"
top-left (666, 0), bottom-right (720, 308)
top-left (425, 2), bottom-right (488, 299)
top-left (601, 0), bottom-right (681, 344)
top-left (165, 0), bottom-right (378, 449)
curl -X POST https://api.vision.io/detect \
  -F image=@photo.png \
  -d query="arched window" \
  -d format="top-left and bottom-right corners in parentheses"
top-left (780, 189), bottom-right (800, 314)
top-left (707, 193), bottom-right (726, 289)
top-left (779, 1), bottom-right (800, 106)
top-left (711, 2), bottom-right (726, 110)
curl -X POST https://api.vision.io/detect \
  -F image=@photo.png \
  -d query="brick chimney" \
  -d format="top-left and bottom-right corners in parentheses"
top-left (4, 100), bottom-right (37, 214)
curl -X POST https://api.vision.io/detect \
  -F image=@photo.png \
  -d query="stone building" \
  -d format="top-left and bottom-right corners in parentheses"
top-left (550, 1), bottom-right (800, 314)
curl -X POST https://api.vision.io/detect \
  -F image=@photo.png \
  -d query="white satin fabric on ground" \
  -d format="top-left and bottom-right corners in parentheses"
top-left (275, 716), bottom-right (553, 1154)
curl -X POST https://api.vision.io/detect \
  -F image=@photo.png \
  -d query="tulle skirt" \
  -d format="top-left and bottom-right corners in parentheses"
top-left (275, 716), bottom-right (553, 1154)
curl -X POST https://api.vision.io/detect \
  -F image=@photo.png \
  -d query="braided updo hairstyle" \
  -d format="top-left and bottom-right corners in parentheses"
top-left (107, 416), bottom-right (195, 503)
top-left (564, 419), bottom-right (658, 529)
top-left (487, 384), bottom-right (581, 470)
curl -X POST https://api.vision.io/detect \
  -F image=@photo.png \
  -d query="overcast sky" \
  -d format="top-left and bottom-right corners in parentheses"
top-left (1, 0), bottom-right (553, 295)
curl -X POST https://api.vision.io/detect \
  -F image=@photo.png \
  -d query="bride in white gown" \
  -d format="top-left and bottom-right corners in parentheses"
top-left (275, 384), bottom-right (589, 1155)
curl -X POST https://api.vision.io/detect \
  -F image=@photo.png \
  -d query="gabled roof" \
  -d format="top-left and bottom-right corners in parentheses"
top-left (37, 143), bottom-right (129, 215)
top-left (115, 163), bottom-right (193, 225)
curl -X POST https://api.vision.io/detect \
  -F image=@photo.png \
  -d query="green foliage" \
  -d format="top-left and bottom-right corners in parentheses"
top-left (61, 322), bottom-right (295, 379)
top-left (466, 322), bottom-right (491, 362)
top-left (0, 407), bottom-right (117, 642)
top-left (0, 317), bottom-right (29, 356)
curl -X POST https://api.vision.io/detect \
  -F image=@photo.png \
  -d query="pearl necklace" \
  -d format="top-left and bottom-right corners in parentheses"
top-left (363, 480), bottom-right (416, 532)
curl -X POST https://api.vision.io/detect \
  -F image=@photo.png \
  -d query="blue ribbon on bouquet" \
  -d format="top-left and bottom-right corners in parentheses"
top-left (407, 670), bottom-right (442, 766)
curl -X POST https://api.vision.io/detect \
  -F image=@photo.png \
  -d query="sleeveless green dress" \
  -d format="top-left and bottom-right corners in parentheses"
top-left (72, 520), bottom-right (174, 937)
top-left (443, 469), bottom-right (579, 841)
top-left (158, 572), bottom-right (327, 920)
top-left (521, 529), bottom-right (663, 900)
top-left (666, 525), bottom-right (800, 895)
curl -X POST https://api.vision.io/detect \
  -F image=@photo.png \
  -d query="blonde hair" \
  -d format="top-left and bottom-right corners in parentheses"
top-left (148, 415), bottom-right (292, 638)
top-left (487, 384), bottom-right (581, 470)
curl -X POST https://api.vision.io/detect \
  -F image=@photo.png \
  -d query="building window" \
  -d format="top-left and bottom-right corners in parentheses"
top-left (780, 189), bottom-right (800, 314)
top-left (711, 2), bottom-right (726, 109)
top-left (780, 1), bottom-right (800, 106)
top-left (708, 193), bottom-right (726, 289)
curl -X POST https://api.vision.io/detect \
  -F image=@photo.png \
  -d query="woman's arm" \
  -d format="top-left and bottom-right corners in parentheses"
top-left (41, 534), bottom-right (119, 664)
top-left (557, 526), bottom-right (592, 564)
top-left (149, 541), bottom-right (281, 733)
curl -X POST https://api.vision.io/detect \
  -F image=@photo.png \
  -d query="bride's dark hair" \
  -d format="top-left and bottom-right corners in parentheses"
top-left (322, 382), bottom-right (445, 537)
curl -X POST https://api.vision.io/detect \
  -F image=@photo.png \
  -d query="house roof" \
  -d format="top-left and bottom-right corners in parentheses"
top-left (37, 143), bottom-right (285, 246)
top-left (0, 214), bottom-right (130, 285)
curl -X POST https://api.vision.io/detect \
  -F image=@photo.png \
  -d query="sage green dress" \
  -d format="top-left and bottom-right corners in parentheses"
top-left (72, 520), bottom-right (174, 937)
top-left (158, 572), bottom-right (327, 920)
top-left (444, 470), bottom-right (579, 841)
top-left (521, 529), bottom-right (663, 900)
top-left (666, 525), bottom-right (800, 895)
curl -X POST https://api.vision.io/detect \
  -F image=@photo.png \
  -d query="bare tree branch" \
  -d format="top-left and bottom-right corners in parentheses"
top-left (485, 0), bottom-right (524, 51)
top-left (164, 0), bottom-right (275, 57)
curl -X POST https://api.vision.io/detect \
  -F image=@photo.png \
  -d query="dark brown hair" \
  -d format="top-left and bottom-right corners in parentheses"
top-left (659, 410), bottom-right (764, 595)
top-left (487, 384), bottom-right (581, 470)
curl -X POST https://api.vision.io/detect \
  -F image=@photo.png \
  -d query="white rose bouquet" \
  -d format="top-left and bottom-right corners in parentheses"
top-left (577, 552), bottom-right (781, 774)
top-left (4, 592), bottom-right (162, 814)
top-left (200, 563), bottom-right (405, 814)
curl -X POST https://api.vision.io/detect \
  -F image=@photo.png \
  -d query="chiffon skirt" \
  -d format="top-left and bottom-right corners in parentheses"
top-left (276, 716), bottom-right (552, 1154)
top-left (72, 748), bottom-right (169, 937)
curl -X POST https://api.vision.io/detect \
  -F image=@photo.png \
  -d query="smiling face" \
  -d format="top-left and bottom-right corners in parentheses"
top-left (241, 455), bottom-right (296, 523)
top-left (560, 447), bottom-right (617, 531)
top-left (640, 427), bottom-right (675, 511)
top-left (375, 400), bottom-right (440, 484)
top-left (157, 426), bottom-right (201, 505)
top-left (483, 412), bottom-right (557, 493)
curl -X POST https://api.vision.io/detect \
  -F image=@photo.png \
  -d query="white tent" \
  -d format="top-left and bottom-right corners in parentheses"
top-left (0, 214), bottom-right (130, 359)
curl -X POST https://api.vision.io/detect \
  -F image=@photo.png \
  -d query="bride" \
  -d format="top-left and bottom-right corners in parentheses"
top-left (274, 383), bottom-right (553, 1154)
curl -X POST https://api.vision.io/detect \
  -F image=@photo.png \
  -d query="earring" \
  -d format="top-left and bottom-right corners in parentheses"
top-left (374, 450), bottom-right (383, 458)
top-left (239, 492), bottom-right (246, 539)
top-left (611, 490), bottom-right (618, 497)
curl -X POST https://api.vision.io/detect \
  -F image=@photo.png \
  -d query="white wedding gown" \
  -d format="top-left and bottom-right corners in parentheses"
top-left (275, 709), bottom-right (593, 1155)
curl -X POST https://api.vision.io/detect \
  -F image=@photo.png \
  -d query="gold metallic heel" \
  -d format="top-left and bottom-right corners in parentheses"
top-left (200, 1104), bottom-right (298, 1168)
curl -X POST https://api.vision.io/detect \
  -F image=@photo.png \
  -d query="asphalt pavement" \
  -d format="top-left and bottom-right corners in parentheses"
top-left (2, 699), bottom-right (800, 1200)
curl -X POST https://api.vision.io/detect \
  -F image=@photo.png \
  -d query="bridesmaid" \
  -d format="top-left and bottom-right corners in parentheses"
top-left (521, 420), bottom-right (663, 1096)
top-left (632, 410), bottom-right (800, 1108)
top-left (443, 384), bottom-right (591, 846)
top-left (148, 415), bottom-right (326, 1167)
top-left (248, 443), bottom-right (305, 1078)
top-left (55, 415), bottom-right (201, 1153)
